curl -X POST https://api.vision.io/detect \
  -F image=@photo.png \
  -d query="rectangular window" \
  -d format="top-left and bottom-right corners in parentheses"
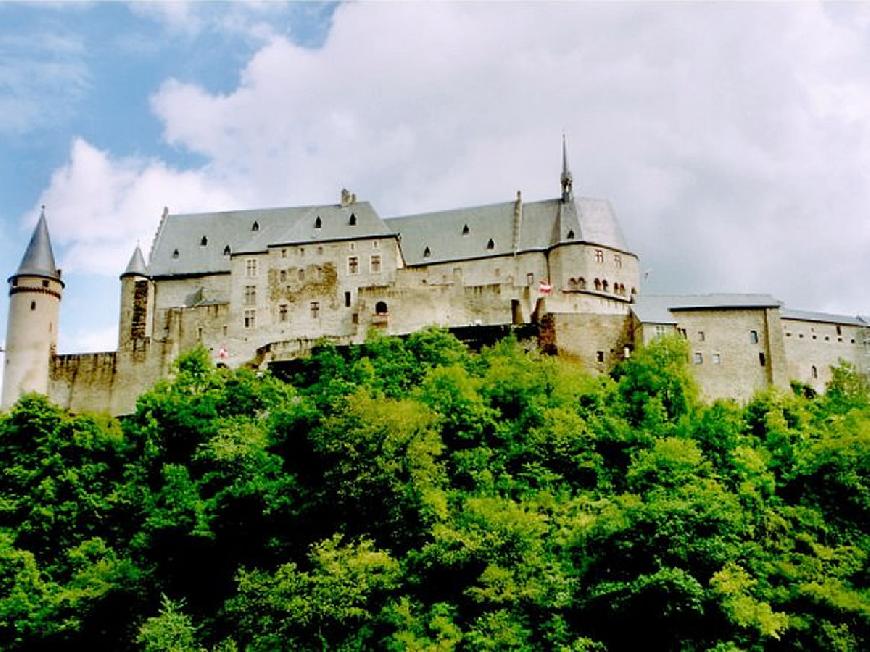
top-left (749, 330), bottom-right (759, 344)
top-left (244, 285), bottom-right (256, 305)
top-left (527, 272), bottom-right (535, 285)
top-left (596, 351), bottom-right (605, 363)
top-left (345, 291), bottom-right (351, 307)
top-left (279, 269), bottom-right (287, 282)
top-left (693, 352), bottom-right (703, 365)
top-left (594, 249), bottom-right (604, 263)
top-left (372, 240), bottom-right (379, 249)
top-left (614, 254), bottom-right (622, 268)
top-left (311, 301), bottom-right (320, 318)
top-left (245, 258), bottom-right (258, 277)
top-left (244, 309), bottom-right (255, 329)
top-left (759, 352), bottom-right (766, 367)
top-left (697, 331), bottom-right (705, 342)
top-left (348, 256), bottom-right (359, 274)
top-left (712, 353), bottom-right (721, 365)
top-left (279, 304), bottom-right (288, 322)
top-left (281, 249), bottom-right (287, 258)
top-left (655, 324), bottom-right (667, 337)
top-left (370, 255), bottom-right (381, 273)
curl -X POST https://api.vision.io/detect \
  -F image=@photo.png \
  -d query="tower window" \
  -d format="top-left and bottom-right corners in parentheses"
top-left (811, 365), bottom-right (818, 379)
top-left (697, 331), bottom-right (705, 342)
top-left (345, 291), bottom-right (351, 307)
top-left (349, 213), bottom-right (357, 226)
top-left (30, 301), bottom-right (36, 311)
top-left (200, 236), bottom-right (208, 246)
top-left (251, 221), bottom-right (259, 232)
top-left (279, 304), bottom-right (288, 322)
top-left (244, 285), bottom-right (256, 305)
top-left (423, 246), bottom-right (431, 258)
top-left (314, 216), bottom-right (322, 229)
top-left (41, 280), bottom-right (49, 288)
top-left (749, 330), bottom-right (759, 344)
top-left (578, 277), bottom-right (586, 289)
top-left (486, 238), bottom-right (495, 250)
top-left (223, 245), bottom-right (231, 256)
top-left (244, 309), bottom-right (256, 328)
top-left (602, 279), bottom-right (609, 292)
top-left (375, 301), bottom-right (388, 315)
top-left (594, 278), bottom-right (601, 291)
top-left (172, 249), bottom-right (179, 259)
top-left (348, 256), bottom-right (359, 274)
top-left (462, 224), bottom-right (470, 236)
top-left (594, 249), bottom-right (604, 263)
top-left (759, 352), bottom-right (766, 367)
top-left (245, 258), bottom-right (258, 277)
top-left (370, 255), bottom-right (381, 273)
top-left (712, 353), bottom-right (721, 365)
top-left (614, 254), bottom-right (622, 268)
top-left (694, 352), bottom-right (703, 365)
top-left (597, 351), bottom-right (605, 363)
top-left (566, 230), bottom-right (575, 239)
top-left (310, 301), bottom-right (320, 318)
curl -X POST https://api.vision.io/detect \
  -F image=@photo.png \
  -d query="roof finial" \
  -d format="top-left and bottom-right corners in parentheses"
top-left (561, 134), bottom-right (573, 203)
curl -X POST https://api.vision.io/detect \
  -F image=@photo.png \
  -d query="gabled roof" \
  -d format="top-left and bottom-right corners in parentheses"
top-left (12, 209), bottom-right (61, 282)
top-left (148, 202), bottom-right (393, 277)
top-left (121, 245), bottom-right (148, 278)
top-left (632, 294), bottom-right (782, 324)
top-left (780, 308), bottom-right (867, 327)
top-left (386, 196), bottom-right (629, 266)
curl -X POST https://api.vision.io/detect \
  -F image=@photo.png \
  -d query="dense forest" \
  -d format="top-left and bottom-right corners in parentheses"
top-left (0, 330), bottom-right (867, 651)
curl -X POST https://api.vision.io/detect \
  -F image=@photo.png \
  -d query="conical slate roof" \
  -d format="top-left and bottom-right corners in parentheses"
top-left (12, 208), bottom-right (61, 281)
top-left (121, 245), bottom-right (148, 278)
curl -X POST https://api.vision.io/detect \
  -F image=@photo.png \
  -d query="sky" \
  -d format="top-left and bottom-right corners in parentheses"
top-left (1, 1), bottom-right (869, 377)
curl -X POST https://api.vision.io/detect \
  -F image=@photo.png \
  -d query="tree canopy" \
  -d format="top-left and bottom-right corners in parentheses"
top-left (0, 331), bottom-right (867, 650)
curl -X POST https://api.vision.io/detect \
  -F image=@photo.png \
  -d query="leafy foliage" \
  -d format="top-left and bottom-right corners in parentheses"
top-left (0, 334), bottom-right (867, 650)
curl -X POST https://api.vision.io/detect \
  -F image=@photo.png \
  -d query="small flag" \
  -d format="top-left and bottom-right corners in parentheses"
top-left (539, 280), bottom-right (553, 295)
top-left (218, 347), bottom-right (228, 360)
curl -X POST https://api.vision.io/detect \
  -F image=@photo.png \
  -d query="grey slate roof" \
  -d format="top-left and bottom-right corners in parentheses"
top-left (149, 202), bottom-right (393, 277)
top-left (632, 294), bottom-right (782, 324)
top-left (780, 308), bottom-right (867, 327)
top-left (13, 210), bottom-right (61, 281)
top-left (386, 196), bottom-right (628, 266)
top-left (121, 245), bottom-right (148, 278)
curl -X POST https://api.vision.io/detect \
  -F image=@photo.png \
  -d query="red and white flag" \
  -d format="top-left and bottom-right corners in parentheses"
top-left (218, 347), bottom-right (229, 360)
top-left (539, 280), bottom-right (553, 295)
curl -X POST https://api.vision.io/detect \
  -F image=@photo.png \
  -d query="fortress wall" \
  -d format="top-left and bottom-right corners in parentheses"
top-left (548, 243), bottom-right (640, 299)
top-left (548, 311), bottom-right (633, 372)
top-left (781, 318), bottom-right (865, 393)
top-left (668, 308), bottom-right (787, 402)
top-left (49, 352), bottom-right (118, 414)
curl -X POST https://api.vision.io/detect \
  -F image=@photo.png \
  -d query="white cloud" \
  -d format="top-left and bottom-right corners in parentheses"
top-left (59, 324), bottom-right (118, 355)
top-left (28, 2), bottom-right (870, 316)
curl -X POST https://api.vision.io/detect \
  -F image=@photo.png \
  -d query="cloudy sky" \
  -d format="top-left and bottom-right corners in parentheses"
top-left (1, 1), bottom-right (869, 366)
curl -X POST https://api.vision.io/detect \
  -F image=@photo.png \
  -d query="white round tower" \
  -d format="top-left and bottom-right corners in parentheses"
top-left (1, 208), bottom-right (64, 409)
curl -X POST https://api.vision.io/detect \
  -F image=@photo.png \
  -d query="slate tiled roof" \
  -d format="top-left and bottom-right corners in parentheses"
top-left (13, 211), bottom-right (61, 282)
top-left (632, 294), bottom-right (782, 324)
top-left (780, 308), bottom-right (867, 327)
top-left (386, 196), bottom-right (629, 266)
top-left (149, 202), bottom-right (393, 277)
top-left (121, 245), bottom-right (148, 278)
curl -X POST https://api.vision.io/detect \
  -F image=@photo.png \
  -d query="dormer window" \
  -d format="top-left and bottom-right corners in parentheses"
top-left (314, 216), bottom-right (322, 229)
top-left (348, 213), bottom-right (357, 226)
top-left (462, 224), bottom-right (470, 236)
top-left (172, 249), bottom-right (180, 259)
top-left (200, 236), bottom-right (208, 246)
top-left (423, 246), bottom-right (431, 258)
top-left (251, 221), bottom-right (259, 232)
top-left (223, 245), bottom-right (231, 256)
top-left (566, 230), bottom-right (575, 239)
top-left (486, 238), bottom-right (495, 250)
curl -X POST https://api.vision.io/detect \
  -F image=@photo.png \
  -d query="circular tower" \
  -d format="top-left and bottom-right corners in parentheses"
top-left (1, 208), bottom-right (64, 409)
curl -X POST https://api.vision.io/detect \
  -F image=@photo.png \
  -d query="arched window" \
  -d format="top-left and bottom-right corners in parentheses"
top-left (811, 365), bottom-right (818, 379)
top-left (251, 221), bottom-right (259, 232)
top-left (569, 277), bottom-right (577, 289)
top-left (594, 278), bottom-right (601, 291)
top-left (602, 280), bottom-right (609, 292)
top-left (349, 213), bottom-right (357, 226)
top-left (172, 249), bottom-right (180, 259)
top-left (223, 245), bottom-right (231, 256)
top-left (314, 216), bottom-right (322, 229)
top-left (578, 277), bottom-right (586, 290)
top-left (30, 301), bottom-right (36, 311)
top-left (462, 224), bottom-right (470, 235)
top-left (375, 301), bottom-right (388, 315)
top-left (566, 230), bottom-right (575, 239)
top-left (200, 235), bottom-right (208, 246)
top-left (423, 246), bottom-right (431, 258)
top-left (486, 238), bottom-right (495, 250)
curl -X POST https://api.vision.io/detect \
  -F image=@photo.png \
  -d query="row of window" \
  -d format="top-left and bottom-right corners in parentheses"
top-left (248, 214), bottom-right (358, 234)
top-left (785, 331), bottom-right (856, 344)
top-left (592, 250), bottom-right (622, 268)
top-left (692, 351), bottom-right (767, 367)
top-left (567, 277), bottom-right (633, 296)
top-left (243, 300), bottom-right (389, 328)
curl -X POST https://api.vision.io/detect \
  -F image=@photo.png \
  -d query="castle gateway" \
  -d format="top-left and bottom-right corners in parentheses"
top-left (3, 146), bottom-right (868, 414)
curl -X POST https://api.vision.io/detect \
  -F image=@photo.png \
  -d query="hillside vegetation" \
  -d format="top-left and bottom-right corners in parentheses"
top-left (0, 331), bottom-right (867, 651)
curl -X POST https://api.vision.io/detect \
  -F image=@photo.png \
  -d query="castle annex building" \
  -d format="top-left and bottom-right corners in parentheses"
top-left (3, 147), bottom-right (869, 415)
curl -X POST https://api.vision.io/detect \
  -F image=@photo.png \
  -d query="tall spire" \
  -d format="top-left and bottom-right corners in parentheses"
top-left (12, 206), bottom-right (61, 281)
top-left (560, 134), bottom-right (573, 203)
top-left (121, 244), bottom-right (148, 278)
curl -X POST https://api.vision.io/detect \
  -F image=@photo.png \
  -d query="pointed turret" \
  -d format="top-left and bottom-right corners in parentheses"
top-left (121, 245), bottom-right (148, 279)
top-left (560, 135), bottom-right (573, 203)
top-left (12, 206), bottom-right (62, 282)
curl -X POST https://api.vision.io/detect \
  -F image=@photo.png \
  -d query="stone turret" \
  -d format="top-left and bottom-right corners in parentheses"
top-left (118, 244), bottom-right (152, 349)
top-left (1, 208), bottom-right (64, 409)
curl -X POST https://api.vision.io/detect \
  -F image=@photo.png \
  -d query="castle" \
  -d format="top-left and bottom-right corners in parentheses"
top-left (3, 145), bottom-right (868, 415)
